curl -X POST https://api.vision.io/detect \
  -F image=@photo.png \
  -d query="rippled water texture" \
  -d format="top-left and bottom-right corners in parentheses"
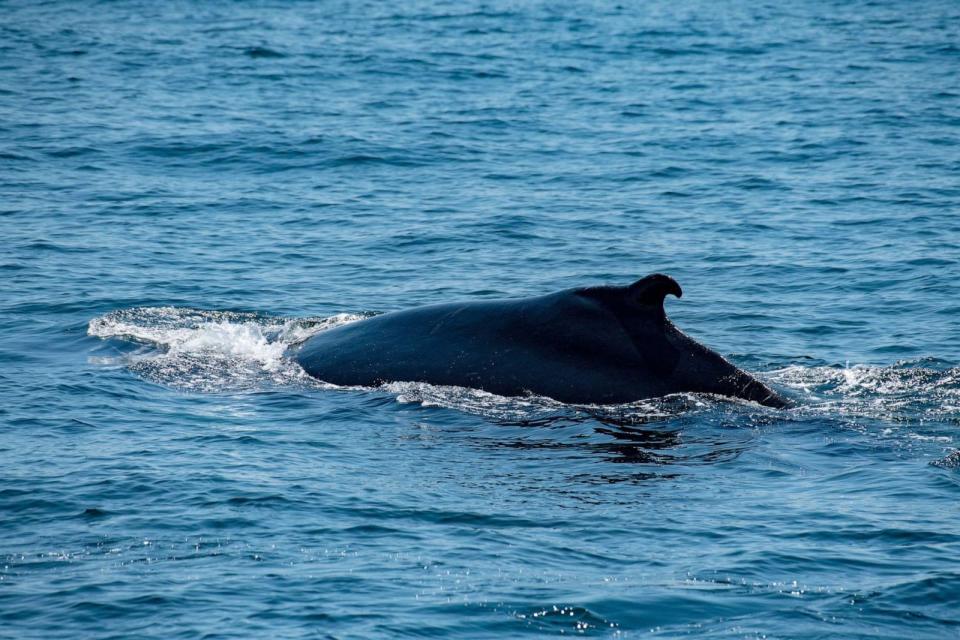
top-left (3, 1), bottom-right (960, 638)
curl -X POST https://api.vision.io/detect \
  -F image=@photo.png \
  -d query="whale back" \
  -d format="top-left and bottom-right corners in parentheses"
top-left (293, 274), bottom-right (788, 408)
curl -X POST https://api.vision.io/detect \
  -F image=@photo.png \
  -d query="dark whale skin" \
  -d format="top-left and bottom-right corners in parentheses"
top-left (291, 274), bottom-right (788, 408)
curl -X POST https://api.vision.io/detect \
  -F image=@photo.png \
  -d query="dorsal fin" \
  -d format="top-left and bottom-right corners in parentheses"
top-left (628, 273), bottom-right (682, 307)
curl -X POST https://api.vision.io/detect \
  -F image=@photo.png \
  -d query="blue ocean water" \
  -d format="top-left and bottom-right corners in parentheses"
top-left (2, 0), bottom-right (960, 637)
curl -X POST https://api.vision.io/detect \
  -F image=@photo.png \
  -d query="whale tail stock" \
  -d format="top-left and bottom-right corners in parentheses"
top-left (623, 273), bottom-right (791, 409)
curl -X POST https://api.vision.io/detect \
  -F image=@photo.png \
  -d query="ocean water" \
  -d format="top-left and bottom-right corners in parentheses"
top-left (2, 0), bottom-right (960, 637)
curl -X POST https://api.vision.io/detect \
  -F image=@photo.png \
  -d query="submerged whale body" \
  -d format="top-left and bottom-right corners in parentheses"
top-left (291, 274), bottom-right (788, 408)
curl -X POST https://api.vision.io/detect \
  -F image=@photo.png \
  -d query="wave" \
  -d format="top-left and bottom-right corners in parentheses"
top-left (768, 360), bottom-right (960, 423)
top-left (87, 307), bottom-right (363, 392)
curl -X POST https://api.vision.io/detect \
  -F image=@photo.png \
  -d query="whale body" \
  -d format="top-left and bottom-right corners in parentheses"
top-left (291, 274), bottom-right (788, 408)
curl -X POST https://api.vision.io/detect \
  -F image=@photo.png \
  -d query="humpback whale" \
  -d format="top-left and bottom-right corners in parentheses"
top-left (291, 274), bottom-right (788, 408)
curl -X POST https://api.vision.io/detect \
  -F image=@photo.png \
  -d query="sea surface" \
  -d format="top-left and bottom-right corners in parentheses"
top-left (3, 1), bottom-right (960, 638)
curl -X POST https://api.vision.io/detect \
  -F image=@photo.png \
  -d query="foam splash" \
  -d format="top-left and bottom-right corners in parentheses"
top-left (769, 361), bottom-right (960, 414)
top-left (385, 380), bottom-right (721, 427)
top-left (88, 307), bottom-right (363, 392)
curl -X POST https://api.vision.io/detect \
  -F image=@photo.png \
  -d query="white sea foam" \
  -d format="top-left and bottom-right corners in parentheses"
top-left (767, 361), bottom-right (960, 428)
top-left (88, 307), bottom-right (363, 392)
top-left (383, 380), bottom-right (571, 422)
